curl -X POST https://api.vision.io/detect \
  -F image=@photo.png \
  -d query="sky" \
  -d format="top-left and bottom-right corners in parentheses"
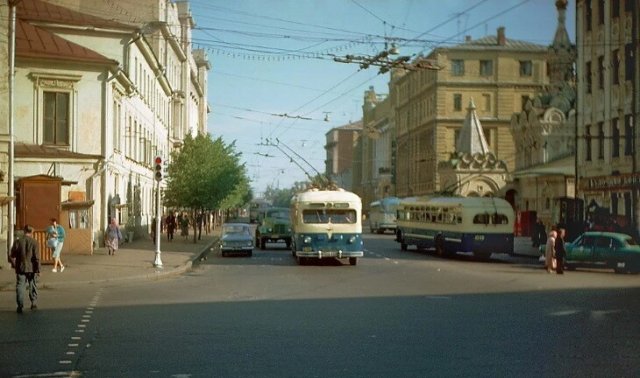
top-left (187, 0), bottom-right (576, 197)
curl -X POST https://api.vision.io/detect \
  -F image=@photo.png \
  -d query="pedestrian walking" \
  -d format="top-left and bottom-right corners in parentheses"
top-left (196, 211), bottom-right (203, 240)
top-left (165, 211), bottom-right (176, 242)
top-left (180, 212), bottom-right (190, 240)
top-left (545, 230), bottom-right (557, 273)
top-left (47, 218), bottom-right (65, 272)
top-left (105, 217), bottom-right (123, 255)
top-left (554, 228), bottom-right (567, 274)
top-left (9, 224), bottom-right (40, 313)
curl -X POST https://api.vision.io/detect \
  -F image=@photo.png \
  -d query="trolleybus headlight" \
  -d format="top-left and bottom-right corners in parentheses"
top-left (348, 236), bottom-right (357, 244)
top-left (303, 236), bottom-right (312, 244)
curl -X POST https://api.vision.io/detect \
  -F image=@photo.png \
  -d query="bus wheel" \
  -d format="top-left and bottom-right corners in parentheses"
top-left (349, 257), bottom-right (357, 266)
top-left (435, 235), bottom-right (445, 257)
top-left (474, 252), bottom-right (491, 260)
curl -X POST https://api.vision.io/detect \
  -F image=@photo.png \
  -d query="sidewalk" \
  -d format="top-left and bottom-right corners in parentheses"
top-left (0, 231), bottom-right (219, 291)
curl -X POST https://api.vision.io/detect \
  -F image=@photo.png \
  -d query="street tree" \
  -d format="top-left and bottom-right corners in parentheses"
top-left (164, 133), bottom-right (249, 242)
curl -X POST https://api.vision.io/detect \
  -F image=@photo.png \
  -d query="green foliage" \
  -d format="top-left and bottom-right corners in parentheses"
top-left (163, 133), bottom-right (249, 212)
top-left (263, 185), bottom-right (297, 207)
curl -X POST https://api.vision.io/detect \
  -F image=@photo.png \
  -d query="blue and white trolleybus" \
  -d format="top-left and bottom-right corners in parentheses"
top-left (395, 196), bottom-right (515, 259)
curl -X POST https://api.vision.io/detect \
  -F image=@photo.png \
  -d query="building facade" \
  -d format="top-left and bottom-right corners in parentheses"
top-left (324, 120), bottom-right (362, 190)
top-left (576, 0), bottom-right (639, 235)
top-left (11, 0), bottom-right (209, 250)
top-left (360, 85), bottom-right (395, 207)
top-left (391, 27), bottom-right (549, 199)
top-left (0, 1), bottom-right (11, 265)
top-left (510, 0), bottom-right (578, 234)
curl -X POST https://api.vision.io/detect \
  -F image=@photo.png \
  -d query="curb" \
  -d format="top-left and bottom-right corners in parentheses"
top-left (2, 238), bottom-right (219, 291)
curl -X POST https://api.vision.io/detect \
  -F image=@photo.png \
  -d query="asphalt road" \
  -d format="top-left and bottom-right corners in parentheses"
top-left (1, 233), bottom-right (639, 377)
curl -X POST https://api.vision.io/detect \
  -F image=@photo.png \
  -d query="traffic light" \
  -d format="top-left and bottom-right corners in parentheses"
top-left (154, 156), bottom-right (162, 181)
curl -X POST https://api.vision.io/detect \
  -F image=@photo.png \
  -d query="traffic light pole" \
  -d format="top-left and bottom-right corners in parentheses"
top-left (153, 179), bottom-right (163, 268)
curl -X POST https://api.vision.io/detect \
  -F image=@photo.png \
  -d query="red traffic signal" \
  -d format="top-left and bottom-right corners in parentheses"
top-left (154, 156), bottom-right (163, 181)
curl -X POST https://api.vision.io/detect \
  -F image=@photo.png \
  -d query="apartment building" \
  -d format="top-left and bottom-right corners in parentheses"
top-left (576, 0), bottom-right (639, 234)
top-left (359, 85), bottom-right (395, 207)
top-left (0, 3), bottom-right (10, 264)
top-left (11, 0), bottom-right (209, 250)
top-left (324, 120), bottom-right (362, 191)
top-left (392, 27), bottom-right (549, 198)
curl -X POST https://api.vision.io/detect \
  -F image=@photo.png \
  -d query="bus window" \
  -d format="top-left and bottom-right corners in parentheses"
top-left (491, 213), bottom-right (509, 224)
top-left (302, 209), bottom-right (356, 224)
top-left (473, 213), bottom-right (489, 224)
top-left (303, 210), bottom-right (328, 223)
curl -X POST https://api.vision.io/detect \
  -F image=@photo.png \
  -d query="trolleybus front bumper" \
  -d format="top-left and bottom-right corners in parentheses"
top-left (295, 250), bottom-right (364, 259)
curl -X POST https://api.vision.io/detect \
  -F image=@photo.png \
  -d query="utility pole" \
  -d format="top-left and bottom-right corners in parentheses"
top-left (7, 1), bottom-right (20, 256)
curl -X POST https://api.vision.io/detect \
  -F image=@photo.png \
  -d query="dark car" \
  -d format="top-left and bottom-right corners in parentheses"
top-left (565, 232), bottom-right (640, 274)
top-left (220, 223), bottom-right (253, 257)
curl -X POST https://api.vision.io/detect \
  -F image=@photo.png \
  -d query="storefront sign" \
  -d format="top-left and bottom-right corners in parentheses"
top-left (580, 173), bottom-right (640, 191)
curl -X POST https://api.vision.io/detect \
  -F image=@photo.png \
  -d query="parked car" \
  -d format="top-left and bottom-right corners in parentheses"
top-left (220, 223), bottom-right (253, 257)
top-left (564, 231), bottom-right (640, 274)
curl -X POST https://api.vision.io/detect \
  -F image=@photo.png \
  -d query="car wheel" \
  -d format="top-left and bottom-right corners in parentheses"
top-left (400, 241), bottom-right (407, 251)
top-left (260, 238), bottom-right (266, 250)
top-left (349, 257), bottom-right (357, 266)
top-left (247, 251), bottom-right (253, 257)
top-left (297, 256), bottom-right (306, 265)
top-left (221, 251), bottom-right (226, 257)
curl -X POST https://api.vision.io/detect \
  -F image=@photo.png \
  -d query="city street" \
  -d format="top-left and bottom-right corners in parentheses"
top-left (1, 233), bottom-right (639, 377)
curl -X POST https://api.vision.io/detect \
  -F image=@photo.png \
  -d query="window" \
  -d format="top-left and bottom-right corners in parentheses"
top-left (612, 118), bottom-right (620, 157)
top-left (453, 94), bottom-right (462, 111)
top-left (480, 60), bottom-right (493, 76)
top-left (624, 115), bottom-right (633, 156)
top-left (585, 0), bottom-right (592, 31)
top-left (598, 56), bottom-right (604, 89)
top-left (585, 125), bottom-right (592, 161)
top-left (519, 60), bottom-right (532, 76)
top-left (625, 0), bottom-right (633, 11)
top-left (612, 49), bottom-right (620, 85)
top-left (43, 92), bottom-right (70, 145)
top-left (595, 236), bottom-right (612, 249)
top-left (585, 61), bottom-right (592, 93)
top-left (598, 122), bottom-right (604, 159)
top-left (611, 192), bottom-right (619, 216)
top-left (451, 59), bottom-right (464, 76)
top-left (625, 43), bottom-right (635, 81)
top-left (612, 0), bottom-right (620, 18)
top-left (482, 93), bottom-right (491, 111)
top-left (598, 0), bottom-right (605, 24)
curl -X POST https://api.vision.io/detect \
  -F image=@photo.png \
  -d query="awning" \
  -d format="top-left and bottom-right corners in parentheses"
top-left (513, 156), bottom-right (575, 178)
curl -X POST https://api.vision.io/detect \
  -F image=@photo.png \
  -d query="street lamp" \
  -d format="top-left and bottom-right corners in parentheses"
top-left (153, 156), bottom-right (163, 268)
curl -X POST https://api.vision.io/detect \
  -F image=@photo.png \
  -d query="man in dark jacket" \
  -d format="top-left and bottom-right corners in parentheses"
top-left (9, 225), bottom-right (40, 313)
top-left (554, 228), bottom-right (567, 275)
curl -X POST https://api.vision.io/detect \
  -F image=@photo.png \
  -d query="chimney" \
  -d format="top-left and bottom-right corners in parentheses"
top-left (465, 35), bottom-right (472, 42)
top-left (497, 27), bottom-right (506, 46)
